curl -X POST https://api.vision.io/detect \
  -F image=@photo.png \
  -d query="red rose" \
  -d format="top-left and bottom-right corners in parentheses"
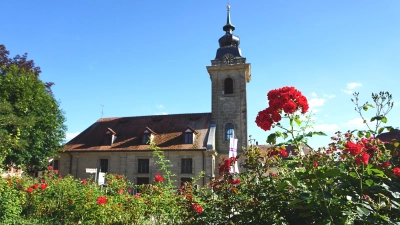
top-left (69, 199), bottom-right (73, 204)
top-left (26, 187), bottom-right (33, 193)
top-left (32, 184), bottom-right (39, 189)
top-left (361, 152), bottom-right (370, 165)
top-left (54, 170), bottom-right (58, 174)
top-left (345, 142), bottom-right (363, 156)
top-left (231, 178), bottom-right (241, 185)
top-left (154, 174), bottom-right (164, 182)
top-left (191, 203), bottom-right (203, 213)
top-left (381, 161), bottom-right (391, 168)
top-left (393, 167), bottom-right (400, 177)
top-left (97, 196), bottom-right (107, 205)
top-left (40, 184), bottom-right (48, 190)
top-left (81, 179), bottom-right (87, 184)
top-left (118, 189), bottom-right (124, 194)
top-left (282, 100), bottom-right (297, 114)
top-left (280, 149), bottom-right (288, 157)
top-left (314, 162), bottom-right (318, 167)
top-left (47, 165), bottom-right (53, 170)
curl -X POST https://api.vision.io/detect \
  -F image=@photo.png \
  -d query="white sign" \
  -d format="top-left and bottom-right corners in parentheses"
top-left (98, 172), bottom-right (105, 185)
top-left (86, 168), bottom-right (97, 173)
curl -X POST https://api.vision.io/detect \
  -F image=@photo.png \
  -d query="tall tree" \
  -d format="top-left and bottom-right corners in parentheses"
top-left (0, 44), bottom-right (66, 169)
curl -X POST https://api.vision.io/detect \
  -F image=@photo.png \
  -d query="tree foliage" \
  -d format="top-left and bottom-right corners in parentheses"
top-left (0, 44), bottom-right (66, 169)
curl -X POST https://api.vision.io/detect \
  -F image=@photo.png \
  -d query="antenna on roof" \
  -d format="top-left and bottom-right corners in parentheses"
top-left (100, 104), bottom-right (104, 118)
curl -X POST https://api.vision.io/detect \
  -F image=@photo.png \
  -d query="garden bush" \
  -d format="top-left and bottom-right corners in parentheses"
top-left (0, 87), bottom-right (399, 224)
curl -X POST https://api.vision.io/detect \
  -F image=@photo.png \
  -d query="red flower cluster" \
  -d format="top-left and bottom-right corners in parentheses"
top-left (97, 196), bottom-right (107, 205)
top-left (81, 179), bottom-right (87, 184)
top-left (342, 138), bottom-right (387, 166)
top-left (26, 187), bottom-right (33, 193)
top-left (230, 178), bottom-right (241, 185)
top-left (118, 189), bottom-right (124, 194)
top-left (256, 86), bottom-right (309, 131)
top-left (355, 152), bottom-right (370, 166)
top-left (345, 142), bottom-right (363, 156)
top-left (154, 174), bottom-right (164, 182)
top-left (266, 148), bottom-right (288, 158)
top-left (191, 203), bottom-right (203, 213)
top-left (40, 184), bottom-right (48, 190)
top-left (218, 157), bottom-right (237, 175)
top-left (382, 161), bottom-right (391, 168)
top-left (393, 167), bottom-right (400, 177)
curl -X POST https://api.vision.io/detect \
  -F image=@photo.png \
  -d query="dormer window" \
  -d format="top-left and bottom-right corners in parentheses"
top-left (184, 132), bottom-right (193, 144)
top-left (142, 130), bottom-right (150, 145)
top-left (141, 128), bottom-right (156, 145)
top-left (103, 128), bottom-right (117, 146)
top-left (183, 127), bottom-right (197, 144)
top-left (224, 78), bottom-right (233, 94)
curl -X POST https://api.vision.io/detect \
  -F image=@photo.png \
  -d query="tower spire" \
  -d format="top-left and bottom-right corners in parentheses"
top-left (223, 5), bottom-right (235, 34)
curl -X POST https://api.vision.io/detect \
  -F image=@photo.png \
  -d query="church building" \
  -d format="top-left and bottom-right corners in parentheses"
top-left (59, 6), bottom-right (251, 187)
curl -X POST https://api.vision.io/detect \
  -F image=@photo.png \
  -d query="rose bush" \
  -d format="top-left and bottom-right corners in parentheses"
top-left (0, 87), bottom-right (399, 224)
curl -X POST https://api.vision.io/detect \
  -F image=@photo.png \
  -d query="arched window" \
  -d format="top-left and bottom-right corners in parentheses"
top-left (225, 123), bottom-right (234, 140)
top-left (224, 78), bottom-right (233, 94)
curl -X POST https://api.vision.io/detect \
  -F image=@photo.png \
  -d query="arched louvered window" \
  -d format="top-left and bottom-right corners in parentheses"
top-left (225, 123), bottom-right (234, 140)
top-left (224, 78), bottom-right (233, 94)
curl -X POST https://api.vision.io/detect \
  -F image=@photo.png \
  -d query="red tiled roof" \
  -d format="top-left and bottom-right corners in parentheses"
top-left (65, 113), bottom-right (211, 151)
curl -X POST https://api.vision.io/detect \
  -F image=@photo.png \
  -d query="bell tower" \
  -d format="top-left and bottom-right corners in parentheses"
top-left (206, 5), bottom-right (251, 155)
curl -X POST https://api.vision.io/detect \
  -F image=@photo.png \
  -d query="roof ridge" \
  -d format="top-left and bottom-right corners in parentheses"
top-left (97, 112), bottom-right (211, 121)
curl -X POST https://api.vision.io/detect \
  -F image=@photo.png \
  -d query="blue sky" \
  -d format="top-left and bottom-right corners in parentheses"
top-left (2, 1), bottom-right (400, 149)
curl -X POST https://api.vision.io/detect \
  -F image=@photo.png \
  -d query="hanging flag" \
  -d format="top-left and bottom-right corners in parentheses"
top-left (229, 138), bottom-right (239, 173)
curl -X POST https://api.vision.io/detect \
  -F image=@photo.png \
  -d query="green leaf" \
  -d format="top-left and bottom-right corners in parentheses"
top-left (366, 131), bottom-right (371, 138)
top-left (394, 142), bottom-right (399, 147)
top-left (356, 206), bottom-right (370, 216)
top-left (365, 179), bottom-right (373, 186)
top-left (381, 117), bottom-right (387, 123)
top-left (370, 168), bottom-right (386, 178)
top-left (294, 115), bottom-right (301, 127)
top-left (325, 168), bottom-right (340, 178)
top-left (357, 131), bottom-right (363, 138)
top-left (349, 172), bottom-right (358, 178)
top-left (267, 133), bottom-right (277, 144)
top-left (277, 181), bottom-right (288, 191)
top-left (282, 132), bottom-right (288, 139)
top-left (378, 127), bottom-right (385, 134)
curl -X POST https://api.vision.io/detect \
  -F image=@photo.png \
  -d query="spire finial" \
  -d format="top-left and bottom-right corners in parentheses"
top-left (223, 5), bottom-right (235, 33)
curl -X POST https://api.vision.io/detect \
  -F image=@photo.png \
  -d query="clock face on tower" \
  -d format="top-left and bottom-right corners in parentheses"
top-left (222, 54), bottom-right (235, 65)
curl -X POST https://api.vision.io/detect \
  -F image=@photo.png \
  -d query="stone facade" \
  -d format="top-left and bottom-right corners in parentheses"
top-left (207, 63), bottom-right (251, 156)
top-left (59, 150), bottom-right (217, 187)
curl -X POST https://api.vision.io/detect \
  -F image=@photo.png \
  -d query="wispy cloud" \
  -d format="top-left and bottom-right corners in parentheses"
top-left (323, 94), bottom-right (335, 99)
top-left (156, 103), bottom-right (164, 109)
top-left (341, 82), bottom-right (362, 94)
top-left (340, 118), bottom-right (366, 129)
top-left (313, 123), bottom-right (339, 133)
top-left (308, 92), bottom-right (326, 113)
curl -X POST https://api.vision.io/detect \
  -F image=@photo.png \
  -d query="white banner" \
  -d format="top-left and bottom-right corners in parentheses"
top-left (229, 138), bottom-right (239, 173)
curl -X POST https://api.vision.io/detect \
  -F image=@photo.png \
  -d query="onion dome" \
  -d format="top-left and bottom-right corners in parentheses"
top-left (218, 5), bottom-right (240, 48)
top-left (215, 5), bottom-right (242, 60)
